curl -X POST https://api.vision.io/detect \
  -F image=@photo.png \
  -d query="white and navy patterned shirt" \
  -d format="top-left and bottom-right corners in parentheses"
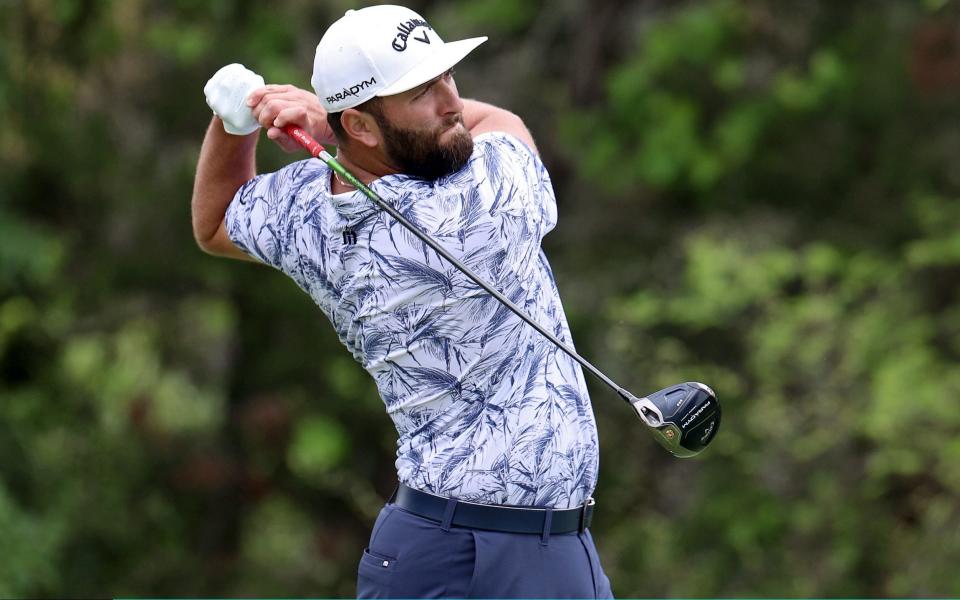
top-left (226, 132), bottom-right (599, 508)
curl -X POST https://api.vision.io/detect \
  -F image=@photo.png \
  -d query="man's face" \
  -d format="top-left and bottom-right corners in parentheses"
top-left (372, 70), bottom-right (474, 181)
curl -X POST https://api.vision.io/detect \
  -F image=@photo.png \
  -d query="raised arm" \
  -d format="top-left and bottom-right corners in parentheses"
top-left (191, 118), bottom-right (259, 260)
top-left (192, 66), bottom-right (334, 262)
top-left (462, 99), bottom-right (538, 155)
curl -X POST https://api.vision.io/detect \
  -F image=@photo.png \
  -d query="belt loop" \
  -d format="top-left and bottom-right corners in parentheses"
top-left (579, 497), bottom-right (594, 533)
top-left (387, 485), bottom-right (399, 505)
top-left (540, 508), bottom-right (554, 546)
top-left (440, 498), bottom-right (458, 532)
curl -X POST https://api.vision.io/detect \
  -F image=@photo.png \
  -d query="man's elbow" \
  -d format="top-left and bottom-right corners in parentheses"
top-left (195, 235), bottom-right (236, 259)
top-left (192, 219), bottom-right (217, 254)
top-left (194, 234), bottom-right (218, 256)
top-left (193, 221), bottom-right (254, 262)
top-left (191, 210), bottom-right (223, 254)
top-left (500, 113), bottom-right (538, 155)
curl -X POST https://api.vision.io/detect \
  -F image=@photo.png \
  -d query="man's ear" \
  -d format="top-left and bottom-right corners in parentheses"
top-left (340, 109), bottom-right (380, 148)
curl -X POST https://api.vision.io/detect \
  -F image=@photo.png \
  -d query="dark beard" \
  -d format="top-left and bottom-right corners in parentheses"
top-left (376, 115), bottom-right (474, 181)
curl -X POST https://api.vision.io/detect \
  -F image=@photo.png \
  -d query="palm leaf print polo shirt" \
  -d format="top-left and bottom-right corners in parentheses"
top-left (225, 132), bottom-right (600, 508)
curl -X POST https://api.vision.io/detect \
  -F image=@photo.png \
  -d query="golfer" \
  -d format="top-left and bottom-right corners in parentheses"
top-left (193, 5), bottom-right (612, 598)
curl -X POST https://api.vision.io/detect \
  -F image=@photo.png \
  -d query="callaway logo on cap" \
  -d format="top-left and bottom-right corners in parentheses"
top-left (311, 5), bottom-right (487, 112)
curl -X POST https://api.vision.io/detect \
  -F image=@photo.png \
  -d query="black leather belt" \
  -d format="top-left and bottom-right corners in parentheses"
top-left (392, 484), bottom-right (595, 535)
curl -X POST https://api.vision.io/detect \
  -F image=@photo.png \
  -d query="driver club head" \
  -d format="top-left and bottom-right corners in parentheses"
top-left (628, 382), bottom-right (721, 458)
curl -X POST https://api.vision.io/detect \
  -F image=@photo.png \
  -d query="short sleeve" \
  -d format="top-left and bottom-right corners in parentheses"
top-left (225, 159), bottom-right (313, 270)
top-left (474, 132), bottom-right (558, 239)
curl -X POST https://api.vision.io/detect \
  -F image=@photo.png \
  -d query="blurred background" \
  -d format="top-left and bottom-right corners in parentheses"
top-left (2, 0), bottom-right (960, 596)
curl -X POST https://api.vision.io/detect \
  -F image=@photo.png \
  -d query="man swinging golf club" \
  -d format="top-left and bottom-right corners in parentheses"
top-left (194, 4), bottom-right (616, 597)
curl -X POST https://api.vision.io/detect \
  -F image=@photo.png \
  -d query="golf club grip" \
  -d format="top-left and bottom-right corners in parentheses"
top-left (282, 125), bottom-right (634, 402)
top-left (285, 126), bottom-right (324, 157)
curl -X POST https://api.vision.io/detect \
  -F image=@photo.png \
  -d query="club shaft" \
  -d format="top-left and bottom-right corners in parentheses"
top-left (284, 125), bottom-right (634, 403)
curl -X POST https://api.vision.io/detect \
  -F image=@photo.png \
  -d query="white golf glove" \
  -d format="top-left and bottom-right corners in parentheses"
top-left (204, 63), bottom-right (265, 135)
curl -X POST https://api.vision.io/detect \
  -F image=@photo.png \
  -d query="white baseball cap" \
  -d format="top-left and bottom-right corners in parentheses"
top-left (311, 5), bottom-right (487, 112)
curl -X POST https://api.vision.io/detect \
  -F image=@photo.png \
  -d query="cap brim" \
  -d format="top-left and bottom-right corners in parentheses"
top-left (377, 36), bottom-right (487, 97)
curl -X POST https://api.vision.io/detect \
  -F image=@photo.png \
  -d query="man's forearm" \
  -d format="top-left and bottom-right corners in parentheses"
top-left (461, 99), bottom-right (499, 131)
top-left (191, 116), bottom-right (258, 247)
top-left (461, 99), bottom-right (537, 154)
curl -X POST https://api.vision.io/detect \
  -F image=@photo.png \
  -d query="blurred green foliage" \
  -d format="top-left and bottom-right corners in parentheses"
top-left (2, 0), bottom-right (959, 597)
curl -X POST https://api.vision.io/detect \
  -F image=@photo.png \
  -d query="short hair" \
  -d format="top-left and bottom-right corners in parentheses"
top-left (326, 96), bottom-right (385, 143)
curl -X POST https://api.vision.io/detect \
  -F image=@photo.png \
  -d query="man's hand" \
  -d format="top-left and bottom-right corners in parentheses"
top-left (204, 63), bottom-right (265, 135)
top-left (247, 85), bottom-right (336, 152)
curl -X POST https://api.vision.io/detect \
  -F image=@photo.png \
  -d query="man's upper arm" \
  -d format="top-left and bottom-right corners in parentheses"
top-left (477, 132), bottom-right (557, 242)
top-left (198, 220), bottom-right (257, 262)
top-left (216, 161), bottom-right (314, 270)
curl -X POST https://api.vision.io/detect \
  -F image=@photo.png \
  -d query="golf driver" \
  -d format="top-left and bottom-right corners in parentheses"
top-left (283, 125), bottom-right (721, 457)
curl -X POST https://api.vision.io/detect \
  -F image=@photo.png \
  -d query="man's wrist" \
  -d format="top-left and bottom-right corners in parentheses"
top-left (211, 116), bottom-right (260, 142)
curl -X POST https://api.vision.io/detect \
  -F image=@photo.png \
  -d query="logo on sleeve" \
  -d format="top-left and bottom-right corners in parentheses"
top-left (392, 18), bottom-right (432, 51)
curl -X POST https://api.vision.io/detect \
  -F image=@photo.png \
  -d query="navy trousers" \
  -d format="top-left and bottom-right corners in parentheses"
top-left (357, 502), bottom-right (614, 598)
